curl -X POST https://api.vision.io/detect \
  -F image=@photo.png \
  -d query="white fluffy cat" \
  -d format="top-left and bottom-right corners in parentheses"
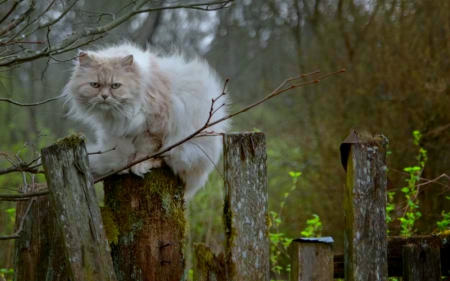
top-left (63, 43), bottom-right (230, 199)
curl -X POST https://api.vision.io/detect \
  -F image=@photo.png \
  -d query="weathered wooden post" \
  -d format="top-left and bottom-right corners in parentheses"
top-left (403, 242), bottom-right (441, 280)
top-left (41, 134), bottom-right (117, 281)
top-left (194, 132), bottom-right (269, 281)
top-left (340, 131), bottom-right (388, 280)
top-left (222, 132), bottom-right (270, 280)
top-left (13, 195), bottom-right (68, 281)
top-left (103, 167), bottom-right (186, 281)
top-left (289, 237), bottom-right (334, 281)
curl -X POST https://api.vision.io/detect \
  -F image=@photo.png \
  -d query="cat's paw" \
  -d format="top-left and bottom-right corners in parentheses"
top-left (130, 158), bottom-right (162, 177)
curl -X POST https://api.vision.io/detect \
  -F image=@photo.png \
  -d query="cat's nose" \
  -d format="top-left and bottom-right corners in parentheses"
top-left (101, 94), bottom-right (109, 100)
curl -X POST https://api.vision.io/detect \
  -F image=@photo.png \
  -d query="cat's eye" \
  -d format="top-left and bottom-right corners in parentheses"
top-left (90, 82), bottom-right (100, 88)
top-left (111, 83), bottom-right (121, 89)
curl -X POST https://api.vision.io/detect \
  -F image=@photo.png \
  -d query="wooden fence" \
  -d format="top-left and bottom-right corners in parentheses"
top-left (10, 131), bottom-right (450, 280)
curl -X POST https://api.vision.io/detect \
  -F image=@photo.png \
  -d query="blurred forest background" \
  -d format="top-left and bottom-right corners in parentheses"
top-left (1, 0), bottom-right (450, 279)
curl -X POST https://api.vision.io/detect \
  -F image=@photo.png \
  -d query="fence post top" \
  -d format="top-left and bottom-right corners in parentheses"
top-left (340, 131), bottom-right (389, 172)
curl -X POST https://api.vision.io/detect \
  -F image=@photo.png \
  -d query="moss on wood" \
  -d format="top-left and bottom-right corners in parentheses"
top-left (101, 206), bottom-right (119, 245)
top-left (103, 167), bottom-right (186, 281)
top-left (54, 133), bottom-right (86, 148)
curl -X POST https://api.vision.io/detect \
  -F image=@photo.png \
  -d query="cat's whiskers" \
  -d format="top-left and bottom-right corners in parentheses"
top-left (112, 103), bottom-right (133, 119)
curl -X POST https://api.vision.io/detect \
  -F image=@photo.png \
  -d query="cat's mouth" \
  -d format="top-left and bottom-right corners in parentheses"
top-left (96, 102), bottom-right (112, 110)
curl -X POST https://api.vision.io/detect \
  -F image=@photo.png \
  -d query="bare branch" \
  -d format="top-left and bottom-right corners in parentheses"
top-left (0, 0), bottom-right (235, 67)
top-left (0, 95), bottom-right (60, 106)
top-left (0, 0), bottom-right (36, 37)
top-left (12, 0), bottom-right (79, 42)
top-left (88, 146), bottom-right (116, 155)
top-left (0, 40), bottom-right (44, 46)
top-left (0, 0), bottom-right (21, 25)
top-left (137, 0), bottom-right (234, 13)
top-left (94, 69), bottom-right (345, 182)
top-left (0, 198), bottom-right (35, 240)
top-left (0, 189), bottom-right (48, 201)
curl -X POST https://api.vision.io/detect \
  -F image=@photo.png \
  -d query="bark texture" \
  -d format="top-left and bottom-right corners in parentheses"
top-left (403, 242), bottom-right (441, 280)
top-left (344, 132), bottom-right (388, 281)
top-left (41, 134), bottom-right (117, 281)
top-left (103, 167), bottom-right (186, 281)
top-left (223, 132), bottom-right (269, 281)
top-left (13, 196), bottom-right (68, 281)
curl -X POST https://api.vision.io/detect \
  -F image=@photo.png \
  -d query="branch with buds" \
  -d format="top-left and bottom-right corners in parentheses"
top-left (94, 69), bottom-right (346, 182)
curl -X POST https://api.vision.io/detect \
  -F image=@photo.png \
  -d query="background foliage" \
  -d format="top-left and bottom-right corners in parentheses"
top-left (1, 0), bottom-right (450, 279)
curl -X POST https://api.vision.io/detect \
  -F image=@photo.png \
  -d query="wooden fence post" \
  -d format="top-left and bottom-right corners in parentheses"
top-left (289, 237), bottom-right (334, 281)
top-left (222, 132), bottom-right (270, 281)
top-left (41, 134), bottom-right (117, 281)
top-left (403, 242), bottom-right (441, 280)
top-left (13, 195), bottom-right (68, 281)
top-left (341, 131), bottom-right (388, 281)
top-left (103, 167), bottom-right (186, 281)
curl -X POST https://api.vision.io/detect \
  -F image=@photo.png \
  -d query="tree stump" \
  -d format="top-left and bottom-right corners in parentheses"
top-left (103, 168), bottom-right (186, 281)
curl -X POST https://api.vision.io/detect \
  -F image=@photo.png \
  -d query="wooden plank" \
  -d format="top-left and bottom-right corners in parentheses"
top-left (103, 168), bottom-right (186, 281)
top-left (343, 132), bottom-right (388, 281)
top-left (223, 132), bottom-right (269, 281)
top-left (289, 238), bottom-right (334, 281)
top-left (334, 235), bottom-right (449, 278)
top-left (403, 241), bottom-right (441, 280)
top-left (41, 134), bottom-right (117, 281)
top-left (13, 196), bottom-right (68, 281)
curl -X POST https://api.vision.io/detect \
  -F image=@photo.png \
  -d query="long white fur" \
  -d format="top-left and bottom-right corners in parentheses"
top-left (63, 43), bottom-right (230, 199)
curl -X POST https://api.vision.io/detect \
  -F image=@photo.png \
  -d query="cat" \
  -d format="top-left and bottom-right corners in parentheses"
top-left (62, 43), bottom-right (230, 199)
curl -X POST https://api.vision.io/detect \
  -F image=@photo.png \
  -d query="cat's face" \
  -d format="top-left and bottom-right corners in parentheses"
top-left (69, 52), bottom-right (141, 116)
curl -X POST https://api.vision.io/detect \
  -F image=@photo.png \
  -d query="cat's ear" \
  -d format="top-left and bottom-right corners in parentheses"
top-left (121, 55), bottom-right (134, 68)
top-left (78, 51), bottom-right (92, 67)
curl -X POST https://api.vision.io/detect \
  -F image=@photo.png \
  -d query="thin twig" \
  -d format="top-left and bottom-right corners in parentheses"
top-left (88, 146), bottom-right (116, 155)
top-left (0, 189), bottom-right (49, 200)
top-left (137, 0), bottom-right (234, 13)
top-left (0, 0), bottom-right (21, 25)
top-left (0, 96), bottom-right (60, 106)
top-left (0, 0), bottom-right (234, 67)
top-left (0, 198), bottom-right (35, 240)
top-left (188, 140), bottom-right (225, 181)
top-left (0, 40), bottom-right (44, 46)
top-left (0, 0), bottom-right (36, 37)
